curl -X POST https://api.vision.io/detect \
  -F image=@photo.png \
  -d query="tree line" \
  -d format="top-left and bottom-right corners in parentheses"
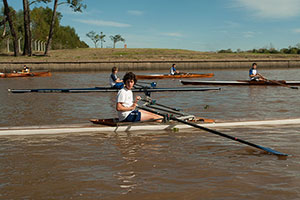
top-left (0, 0), bottom-right (87, 57)
top-left (86, 31), bottom-right (125, 48)
top-left (218, 44), bottom-right (300, 54)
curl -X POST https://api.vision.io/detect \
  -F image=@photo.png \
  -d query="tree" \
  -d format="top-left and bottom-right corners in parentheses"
top-left (53, 25), bottom-right (88, 49)
top-left (22, 0), bottom-right (33, 56)
top-left (86, 31), bottom-right (100, 48)
top-left (3, 0), bottom-right (19, 56)
top-left (0, 16), bottom-right (7, 39)
top-left (31, 6), bottom-right (88, 49)
top-left (110, 34), bottom-right (125, 48)
top-left (100, 31), bottom-right (105, 48)
top-left (22, 0), bottom-right (50, 56)
top-left (44, 0), bottom-right (86, 56)
top-left (31, 6), bottom-right (59, 41)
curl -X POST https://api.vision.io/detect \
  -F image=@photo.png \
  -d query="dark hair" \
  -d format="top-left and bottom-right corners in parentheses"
top-left (112, 66), bottom-right (118, 72)
top-left (123, 72), bottom-right (137, 84)
top-left (252, 63), bottom-right (257, 67)
top-left (172, 64), bottom-right (176, 67)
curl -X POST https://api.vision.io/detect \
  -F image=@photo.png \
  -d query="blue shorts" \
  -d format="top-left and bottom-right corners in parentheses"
top-left (112, 82), bottom-right (124, 89)
top-left (123, 110), bottom-right (141, 122)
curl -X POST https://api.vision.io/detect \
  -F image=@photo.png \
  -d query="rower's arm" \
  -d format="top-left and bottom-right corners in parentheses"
top-left (116, 102), bottom-right (136, 111)
top-left (115, 78), bottom-right (123, 83)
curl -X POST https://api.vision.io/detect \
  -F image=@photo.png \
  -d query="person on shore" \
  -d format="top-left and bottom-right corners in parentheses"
top-left (249, 63), bottom-right (265, 81)
top-left (116, 72), bottom-right (162, 122)
top-left (22, 65), bottom-right (30, 73)
top-left (109, 67), bottom-right (124, 89)
top-left (170, 64), bottom-right (180, 75)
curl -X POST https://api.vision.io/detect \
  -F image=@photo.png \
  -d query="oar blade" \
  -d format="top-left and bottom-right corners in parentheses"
top-left (140, 98), bottom-right (289, 157)
top-left (259, 146), bottom-right (288, 156)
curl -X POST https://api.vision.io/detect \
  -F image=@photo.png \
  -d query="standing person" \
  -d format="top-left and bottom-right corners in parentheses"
top-left (116, 72), bottom-right (162, 122)
top-left (110, 67), bottom-right (124, 89)
top-left (249, 63), bottom-right (265, 81)
top-left (22, 65), bottom-right (30, 73)
top-left (170, 64), bottom-right (180, 75)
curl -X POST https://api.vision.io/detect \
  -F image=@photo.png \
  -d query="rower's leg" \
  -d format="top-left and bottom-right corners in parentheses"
top-left (140, 110), bottom-right (162, 122)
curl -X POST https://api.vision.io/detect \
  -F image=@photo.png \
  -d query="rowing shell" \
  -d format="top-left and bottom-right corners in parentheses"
top-left (8, 86), bottom-right (221, 93)
top-left (90, 117), bottom-right (215, 126)
top-left (180, 80), bottom-right (300, 86)
top-left (136, 73), bottom-right (214, 79)
top-left (1, 118), bottom-right (300, 136)
top-left (0, 71), bottom-right (51, 78)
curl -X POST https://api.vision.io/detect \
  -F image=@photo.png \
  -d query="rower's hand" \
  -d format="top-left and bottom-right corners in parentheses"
top-left (135, 96), bottom-right (141, 103)
top-left (132, 96), bottom-right (141, 110)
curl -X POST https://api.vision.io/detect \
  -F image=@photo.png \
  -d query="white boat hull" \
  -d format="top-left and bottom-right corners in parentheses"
top-left (1, 118), bottom-right (300, 136)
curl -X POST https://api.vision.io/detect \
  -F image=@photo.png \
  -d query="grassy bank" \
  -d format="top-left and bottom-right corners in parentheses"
top-left (1, 48), bottom-right (300, 62)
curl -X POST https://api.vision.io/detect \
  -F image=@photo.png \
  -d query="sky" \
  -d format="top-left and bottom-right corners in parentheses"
top-left (2, 0), bottom-right (300, 51)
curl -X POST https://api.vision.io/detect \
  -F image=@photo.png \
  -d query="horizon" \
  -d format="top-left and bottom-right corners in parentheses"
top-left (2, 0), bottom-right (300, 52)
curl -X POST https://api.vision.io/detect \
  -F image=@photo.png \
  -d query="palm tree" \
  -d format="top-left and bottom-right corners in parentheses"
top-left (100, 31), bottom-right (105, 48)
top-left (86, 31), bottom-right (100, 48)
top-left (110, 34), bottom-right (125, 48)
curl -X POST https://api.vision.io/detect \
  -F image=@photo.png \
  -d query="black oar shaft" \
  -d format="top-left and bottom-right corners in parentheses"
top-left (139, 105), bottom-right (288, 156)
top-left (144, 104), bottom-right (186, 116)
top-left (141, 99), bottom-right (181, 111)
top-left (151, 102), bottom-right (181, 111)
top-left (267, 79), bottom-right (298, 89)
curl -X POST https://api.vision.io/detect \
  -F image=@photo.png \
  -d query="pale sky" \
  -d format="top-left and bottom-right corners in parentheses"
top-left (3, 0), bottom-right (300, 51)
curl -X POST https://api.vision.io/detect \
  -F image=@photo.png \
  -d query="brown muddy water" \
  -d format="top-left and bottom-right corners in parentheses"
top-left (0, 68), bottom-right (300, 199)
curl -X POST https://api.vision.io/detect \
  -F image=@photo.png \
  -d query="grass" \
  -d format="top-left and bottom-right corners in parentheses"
top-left (1, 48), bottom-right (300, 62)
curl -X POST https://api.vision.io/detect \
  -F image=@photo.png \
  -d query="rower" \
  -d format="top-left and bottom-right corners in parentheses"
top-left (249, 63), bottom-right (265, 81)
top-left (22, 65), bottom-right (30, 73)
top-left (170, 64), bottom-right (180, 75)
top-left (109, 67), bottom-right (124, 89)
top-left (116, 72), bottom-right (162, 122)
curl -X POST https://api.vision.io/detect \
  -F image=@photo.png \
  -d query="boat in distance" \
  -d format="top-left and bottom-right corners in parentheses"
top-left (180, 80), bottom-right (300, 86)
top-left (136, 73), bottom-right (214, 79)
top-left (0, 71), bottom-right (51, 78)
top-left (8, 86), bottom-right (221, 93)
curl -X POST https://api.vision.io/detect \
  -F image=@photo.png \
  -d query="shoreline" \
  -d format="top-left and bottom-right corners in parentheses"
top-left (1, 58), bottom-right (300, 72)
top-left (1, 48), bottom-right (300, 72)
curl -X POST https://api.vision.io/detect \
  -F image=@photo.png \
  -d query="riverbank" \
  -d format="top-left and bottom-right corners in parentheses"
top-left (1, 48), bottom-right (300, 71)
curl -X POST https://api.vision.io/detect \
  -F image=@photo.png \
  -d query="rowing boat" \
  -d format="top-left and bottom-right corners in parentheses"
top-left (8, 86), bottom-right (221, 93)
top-left (136, 73), bottom-right (214, 79)
top-left (1, 118), bottom-right (300, 136)
top-left (90, 117), bottom-right (215, 126)
top-left (0, 71), bottom-right (51, 78)
top-left (180, 80), bottom-right (300, 86)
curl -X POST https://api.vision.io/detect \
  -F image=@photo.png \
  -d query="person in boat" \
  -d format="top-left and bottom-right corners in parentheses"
top-left (116, 72), bottom-right (162, 122)
top-left (249, 63), bottom-right (265, 81)
top-left (110, 67), bottom-right (124, 89)
top-left (22, 65), bottom-right (30, 73)
top-left (170, 64), bottom-right (180, 75)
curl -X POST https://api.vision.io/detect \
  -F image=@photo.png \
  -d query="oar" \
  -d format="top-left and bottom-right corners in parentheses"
top-left (141, 98), bottom-right (181, 111)
top-left (266, 79), bottom-right (298, 90)
top-left (138, 105), bottom-right (288, 156)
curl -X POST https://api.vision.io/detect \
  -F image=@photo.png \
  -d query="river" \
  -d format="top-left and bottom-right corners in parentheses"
top-left (0, 68), bottom-right (299, 199)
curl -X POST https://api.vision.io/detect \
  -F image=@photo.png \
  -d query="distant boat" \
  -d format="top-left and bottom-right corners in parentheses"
top-left (0, 71), bottom-right (51, 78)
top-left (136, 72), bottom-right (214, 79)
top-left (8, 86), bottom-right (221, 93)
top-left (180, 80), bottom-right (300, 86)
